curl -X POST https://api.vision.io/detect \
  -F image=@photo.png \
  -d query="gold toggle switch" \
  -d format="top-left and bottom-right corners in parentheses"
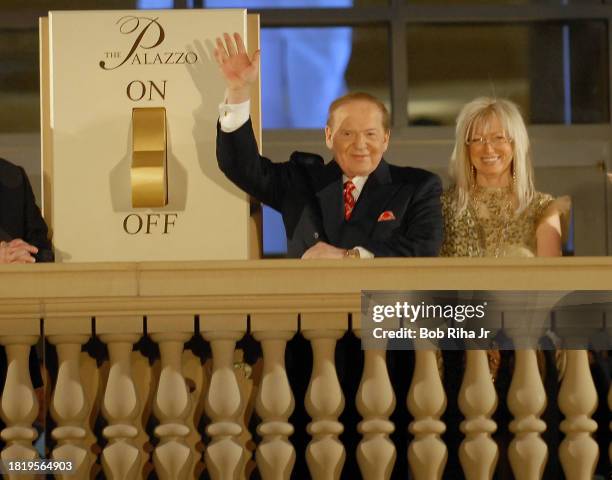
top-left (131, 107), bottom-right (168, 208)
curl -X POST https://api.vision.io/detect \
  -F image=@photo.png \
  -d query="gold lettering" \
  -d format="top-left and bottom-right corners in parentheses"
top-left (126, 80), bottom-right (166, 102)
top-left (100, 16), bottom-right (165, 70)
top-left (123, 214), bottom-right (143, 234)
top-left (185, 52), bottom-right (197, 64)
top-left (122, 213), bottom-right (178, 234)
top-left (148, 80), bottom-right (166, 100)
top-left (146, 214), bottom-right (160, 234)
top-left (126, 80), bottom-right (146, 101)
top-left (163, 213), bottom-right (178, 234)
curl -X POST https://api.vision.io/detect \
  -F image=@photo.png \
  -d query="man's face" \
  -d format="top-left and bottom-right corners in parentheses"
top-left (325, 100), bottom-right (390, 178)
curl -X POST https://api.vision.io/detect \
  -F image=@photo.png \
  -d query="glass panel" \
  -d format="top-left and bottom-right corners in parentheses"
top-left (259, 25), bottom-right (390, 129)
top-left (262, 206), bottom-right (287, 256)
top-left (0, 29), bottom-right (38, 132)
top-left (406, 22), bottom-right (609, 126)
top-left (2, 0), bottom-right (138, 9)
top-left (203, 0), bottom-right (387, 8)
top-left (137, 0), bottom-right (177, 7)
top-left (407, 0), bottom-right (602, 4)
top-left (345, 25), bottom-right (391, 122)
top-left (0, 2), bottom-right (138, 133)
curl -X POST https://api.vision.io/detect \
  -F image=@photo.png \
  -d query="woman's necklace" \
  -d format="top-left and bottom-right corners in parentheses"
top-left (470, 186), bottom-right (514, 257)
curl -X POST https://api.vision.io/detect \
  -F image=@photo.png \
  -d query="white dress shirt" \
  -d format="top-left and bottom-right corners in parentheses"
top-left (219, 99), bottom-right (251, 132)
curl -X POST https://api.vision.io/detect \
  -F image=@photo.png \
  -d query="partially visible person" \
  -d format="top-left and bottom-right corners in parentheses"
top-left (441, 97), bottom-right (563, 258)
top-left (0, 157), bottom-right (50, 454)
top-left (0, 157), bottom-right (53, 263)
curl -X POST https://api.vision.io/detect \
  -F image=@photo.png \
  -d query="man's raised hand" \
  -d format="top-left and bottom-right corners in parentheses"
top-left (214, 32), bottom-right (260, 104)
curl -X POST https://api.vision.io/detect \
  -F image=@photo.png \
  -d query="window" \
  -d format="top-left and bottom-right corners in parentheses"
top-left (406, 22), bottom-right (609, 126)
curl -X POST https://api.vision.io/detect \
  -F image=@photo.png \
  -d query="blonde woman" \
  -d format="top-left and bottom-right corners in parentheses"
top-left (441, 97), bottom-right (563, 258)
top-left (440, 99), bottom-right (568, 479)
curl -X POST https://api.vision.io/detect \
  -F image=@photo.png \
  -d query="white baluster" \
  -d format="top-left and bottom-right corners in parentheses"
top-left (302, 312), bottom-right (347, 480)
top-left (182, 349), bottom-right (206, 478)
top-left (458, 350), bottom-right (498, 480)
top-left (98, 314), bottom-right (145, 480)
top-left (0, 317), bottom-right (40, 480)
top-left (50, 338), bottom-right (92, 478)
top-left (46, 316), bottom-right (95, 479)
top-left (558, 350), bottom-right (599, 480)
top-left (251, 313), bottom-right (297, 480)
top-left (407, 350), bottom-right (447, 480)
top-left (353, 312), bottom-right (396, 480)
top-left (507, 349), bottom-right (547, 480)
top-left (149, 315), bottom-right (195, 480)
top-left (201, 314), bottom-right (247, 480)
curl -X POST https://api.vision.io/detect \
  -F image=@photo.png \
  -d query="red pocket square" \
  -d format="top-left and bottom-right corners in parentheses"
top-left (377, 210), bottom-right (396, 222)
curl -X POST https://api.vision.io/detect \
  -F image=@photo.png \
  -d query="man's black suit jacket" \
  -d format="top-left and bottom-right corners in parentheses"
top-left (217, 119), bottom-right (443, 257)
top-left (0, 158), bottom-right (53, 262)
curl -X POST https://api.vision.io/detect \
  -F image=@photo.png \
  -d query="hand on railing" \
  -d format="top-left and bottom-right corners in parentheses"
top-left (0, 238), bottom-right (38, 264)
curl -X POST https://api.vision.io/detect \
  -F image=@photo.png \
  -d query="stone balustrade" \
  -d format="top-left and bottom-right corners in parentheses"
top-left (0, 258), bottom-right (610, 479)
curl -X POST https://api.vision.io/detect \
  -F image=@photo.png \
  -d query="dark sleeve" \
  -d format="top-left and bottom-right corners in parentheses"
top-left (19, 167), bottom-right (54, 262)
top-left (362, 173), bottom-right (444, 257)
top-left (216, 118), bottom-right (291, 211)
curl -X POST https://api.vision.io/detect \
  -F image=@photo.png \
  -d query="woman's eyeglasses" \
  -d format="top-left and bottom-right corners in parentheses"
top-left (466, 134), bottom-right (511, 146)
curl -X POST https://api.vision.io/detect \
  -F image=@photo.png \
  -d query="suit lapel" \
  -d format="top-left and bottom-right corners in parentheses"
top-left (314, 160), bottom-right (344, 244)
top-left (314, 159), bottom-right (397, 245)
top-left (350, 159), bottom-right (396, 226)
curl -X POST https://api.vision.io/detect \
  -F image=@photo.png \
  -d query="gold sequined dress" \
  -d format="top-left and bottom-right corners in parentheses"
top-left (440, 186), bottom-right (555, 258)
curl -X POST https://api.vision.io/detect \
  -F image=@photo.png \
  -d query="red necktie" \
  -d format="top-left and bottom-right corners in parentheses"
top-left (343, 180), bottom-right (356, 221)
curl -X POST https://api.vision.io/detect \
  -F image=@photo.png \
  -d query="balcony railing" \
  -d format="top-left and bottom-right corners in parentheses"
top-left (0, 258), bottom-right (610, 479)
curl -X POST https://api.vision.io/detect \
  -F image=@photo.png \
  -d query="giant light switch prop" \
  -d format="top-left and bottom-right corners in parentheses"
top-left (41, 10), bottom-right (260, 262)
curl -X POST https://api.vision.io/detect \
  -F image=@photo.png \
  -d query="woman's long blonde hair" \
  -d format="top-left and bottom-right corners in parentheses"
top-left (449, 97), bottom-right (535, 214)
